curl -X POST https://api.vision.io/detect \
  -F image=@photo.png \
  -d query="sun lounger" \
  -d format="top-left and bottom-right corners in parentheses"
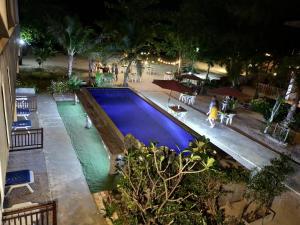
top-left (12, 120), bottom-right (32, 130)
top-left (17, 108), bottom-right (30, 119)
top-left (5, 170), bottom-right (34, 196)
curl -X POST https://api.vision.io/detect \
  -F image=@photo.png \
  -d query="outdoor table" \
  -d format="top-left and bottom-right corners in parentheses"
top-left (168, 105), bottom-right (187, 120)
top-left (169, 105), bottom-right (187, 113)
top-left (164, 72), bottom-right (174, 80)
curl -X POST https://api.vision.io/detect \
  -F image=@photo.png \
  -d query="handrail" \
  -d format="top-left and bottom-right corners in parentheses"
top-left (3, 201), bottom-right (57, 225)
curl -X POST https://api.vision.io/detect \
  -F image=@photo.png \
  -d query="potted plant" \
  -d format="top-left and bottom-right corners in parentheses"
top-left (68, 75), bottom-right (83, 104)
top-left (48, 80), bottom-right (71, 101)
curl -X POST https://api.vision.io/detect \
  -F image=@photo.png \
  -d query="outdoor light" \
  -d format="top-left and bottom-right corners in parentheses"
top-left (196, 47), bottom-right (199, 52)
top-left (18, 39), bottom-right (25, 46)
top-left (273, 72), bottom-right (277, 76)
top-left (265, 53), bottom-right (271, 57)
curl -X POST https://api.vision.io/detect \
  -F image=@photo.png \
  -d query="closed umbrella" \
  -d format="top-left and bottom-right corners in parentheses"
top-left (152, 80), bottom-right (193, 104)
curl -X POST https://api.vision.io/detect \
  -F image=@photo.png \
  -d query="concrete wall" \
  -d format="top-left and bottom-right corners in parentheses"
top-left (0, 0), bottom-right (19, 209)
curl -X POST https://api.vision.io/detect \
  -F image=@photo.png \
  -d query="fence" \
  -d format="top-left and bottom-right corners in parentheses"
top-left (265, 123), bottom-right (296, 145)
top-left (2, 201), bottom-right (57, 225)
top-left (258, 83), bottom-right (285, 97)
top-left (10, 128), bottom-right (43, 151)
top-left (16, 96), bottom-right (37, 111)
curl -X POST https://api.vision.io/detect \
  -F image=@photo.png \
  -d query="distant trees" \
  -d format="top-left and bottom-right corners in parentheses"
top-left (49, 16), bottom-right (96, 78)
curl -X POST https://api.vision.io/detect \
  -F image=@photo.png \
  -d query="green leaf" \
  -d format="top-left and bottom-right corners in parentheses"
top-left (205, 157), bottom-right (215, 168)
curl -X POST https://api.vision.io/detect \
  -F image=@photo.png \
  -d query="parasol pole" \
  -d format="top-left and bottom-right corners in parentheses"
top-left (168, 90), bottom-right (172, 106)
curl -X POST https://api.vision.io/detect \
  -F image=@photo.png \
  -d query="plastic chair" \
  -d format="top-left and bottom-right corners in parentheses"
top-left (226, 114), bottom-right (236, 125)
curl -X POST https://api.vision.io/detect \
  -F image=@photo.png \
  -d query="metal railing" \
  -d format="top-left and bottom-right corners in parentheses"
top-left (16, 96), bottom-right (37, 112)
top-left (2, 201), bottom-right (57, 225)
top-left (258, 83), bottom-right (284, 97)
top-left (10, 128), bottom-right (43, 151)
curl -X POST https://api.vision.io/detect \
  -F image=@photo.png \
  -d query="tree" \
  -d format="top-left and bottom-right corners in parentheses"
top-left (101, 0), bottom-right (161, 86)
top-left (280, 56), bottom-right (300, 128)
top-left (243, 155), bottom-right (294, 222)
top-left (32, 41), bottom-right (56, 67)
top-left (104, 135), bottom-right (293, 225)
top-left (49, 16), bottom-right (95, 78)
top-left (109, 135), bottom-right (217, 224)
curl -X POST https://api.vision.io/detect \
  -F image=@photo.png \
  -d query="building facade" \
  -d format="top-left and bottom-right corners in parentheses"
top-left (0, 0), bottom-right (19, 209)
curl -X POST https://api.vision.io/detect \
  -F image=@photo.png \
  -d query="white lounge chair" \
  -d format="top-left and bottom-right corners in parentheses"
top-left (5, 170), bottom-right (34, 196)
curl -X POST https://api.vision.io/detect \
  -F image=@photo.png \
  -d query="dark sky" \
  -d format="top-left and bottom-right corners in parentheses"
top-left (20, 0), bottom-right (108, 25)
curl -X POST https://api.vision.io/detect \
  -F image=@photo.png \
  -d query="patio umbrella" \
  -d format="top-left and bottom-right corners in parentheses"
top-left (152, 80), bottom-right (193, 104)
top-left (209, 87), bottom-right (249, 99)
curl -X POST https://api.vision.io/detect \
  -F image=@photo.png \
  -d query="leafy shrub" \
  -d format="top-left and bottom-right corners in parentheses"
top-left (93, 72), bottom-right (114, 87)
top-left (48, 80), bottom-right (69, 94)
top-left (104, 134), bottom-right (294, 225)
top-left (250, 98), bottom-right (271, 119)
top-left (68, 75), bottom-right (83, 92)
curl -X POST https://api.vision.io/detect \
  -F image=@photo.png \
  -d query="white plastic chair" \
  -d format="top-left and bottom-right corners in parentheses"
top-left (225, 114), bottom-right (236, 125)
top-left (187, 96), bottom-right (196, 105)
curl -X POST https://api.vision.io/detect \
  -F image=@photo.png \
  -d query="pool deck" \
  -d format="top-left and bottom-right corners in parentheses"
top-left (132, 89), bottom-right (300, 195)
top-left (37, 94), bottom-right (107, 225)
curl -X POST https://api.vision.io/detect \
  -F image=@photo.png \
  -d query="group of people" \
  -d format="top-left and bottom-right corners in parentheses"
top-left (206, 95), bottom-right (238, 128)
top-left (92, 62), bottom-right (119, 81)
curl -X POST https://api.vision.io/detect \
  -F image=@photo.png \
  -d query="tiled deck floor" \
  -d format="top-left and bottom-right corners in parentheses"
top-left (37, 94), bottom-right (107, 225)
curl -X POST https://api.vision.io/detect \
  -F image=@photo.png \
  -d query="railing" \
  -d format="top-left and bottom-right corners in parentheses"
top-left (258, 83), bottom-right (284, 97)
top-left (2, 201), bottom-right (57, 225)
top-left (16, 96), bottom-right (37, 112)
top-left (265, 123), bottom-right (296, 145)
top-left (10, 128), bottom-right (43, 151)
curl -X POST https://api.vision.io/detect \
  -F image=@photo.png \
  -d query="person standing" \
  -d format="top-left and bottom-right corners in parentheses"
top-left (114, 64), bottom-right (119, 81)
top-left (207, 95), bottom-right (219, 128)
top-left (207, 96), bottom-right (217, 113)
top-left (207, 104), bottom-right (218, 128)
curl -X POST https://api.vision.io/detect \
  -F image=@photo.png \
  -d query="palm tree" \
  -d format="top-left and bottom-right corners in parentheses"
top-left (280, 56), bottom-right (300, 128)
top-left (49, 16), bottom-right (94, 78)
top-left (106, 21), bottom-right (154, 86)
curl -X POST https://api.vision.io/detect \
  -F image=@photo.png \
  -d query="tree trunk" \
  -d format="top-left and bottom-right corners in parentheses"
top-left (282, 96), bottom-right (299, 128)
top-left (205, 63), bottom-right (211, 81)
top-left (226, 58), bottom-right (242, 88)
top-left (123, 60), bottom-right (133, 86)
top-left (253, 72), bottom-right (260, 99)
top-left (177, 53), bottom-right (182, 73)
top-left (88, 58), bottom-right (93, 85)
top-left (200, 63), bottom-right (211, 95)
top-left (136, 60), bottom-right (143, 78)
top-left (67, 54), bottom-right (74, 78)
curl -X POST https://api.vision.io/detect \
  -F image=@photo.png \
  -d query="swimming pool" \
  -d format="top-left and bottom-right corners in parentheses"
top-left (88, 88), bottom-right (196, 151)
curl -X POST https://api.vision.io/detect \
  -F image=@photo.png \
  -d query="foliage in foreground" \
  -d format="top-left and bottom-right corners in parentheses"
top-left (104, 135), bottom-right (293, 225)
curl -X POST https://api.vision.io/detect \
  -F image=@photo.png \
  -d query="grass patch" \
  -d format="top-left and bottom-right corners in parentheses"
top-left (17, 67), bottom-right (86, 93)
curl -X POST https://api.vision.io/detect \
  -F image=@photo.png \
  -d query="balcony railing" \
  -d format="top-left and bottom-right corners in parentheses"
top-left (10, 128), bottom-right (43, 151)
top-left (2, 201), bottom-right (57, 225)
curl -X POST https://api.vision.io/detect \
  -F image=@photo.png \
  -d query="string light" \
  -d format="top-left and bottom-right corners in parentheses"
top-left (157, 58), bottom-right (180, 65)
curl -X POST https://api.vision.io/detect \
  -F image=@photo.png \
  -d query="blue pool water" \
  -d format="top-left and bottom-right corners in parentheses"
top-left (88, 88), bottom-right (195, 151)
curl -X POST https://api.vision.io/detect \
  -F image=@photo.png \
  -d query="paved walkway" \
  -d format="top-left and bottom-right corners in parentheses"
top-left (131, 89), bottom-right (300, 195)
top-left (37, 95), bottom-right (107, 225)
